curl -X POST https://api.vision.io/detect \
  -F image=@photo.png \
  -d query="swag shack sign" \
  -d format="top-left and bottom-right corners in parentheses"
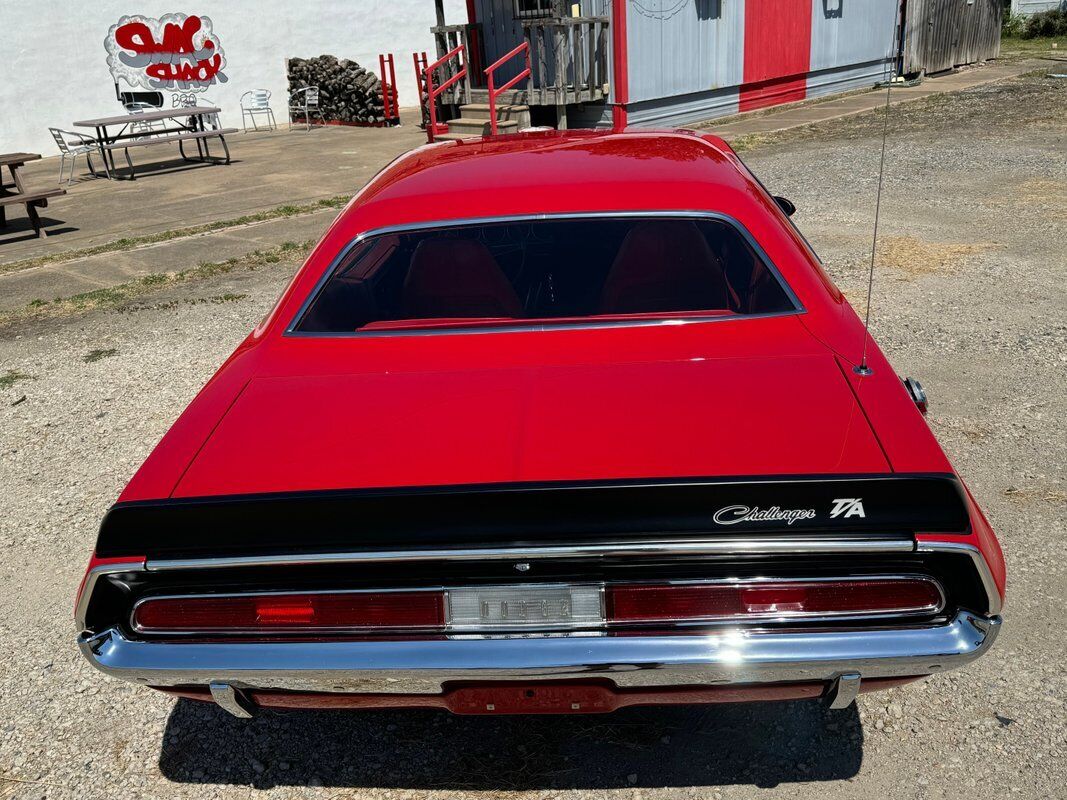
top-left (105, 14), bottom-right (228, 91)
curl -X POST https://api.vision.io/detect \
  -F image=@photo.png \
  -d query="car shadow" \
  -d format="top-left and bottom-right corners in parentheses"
top-left (159, 697), bottom-right (863, 790)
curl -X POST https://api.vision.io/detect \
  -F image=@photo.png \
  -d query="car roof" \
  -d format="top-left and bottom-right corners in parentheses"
top-left (334, 129), bottom-right (757, 231)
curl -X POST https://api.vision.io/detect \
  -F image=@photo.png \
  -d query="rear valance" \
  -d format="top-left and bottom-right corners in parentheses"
top-left (96, 474), bottom-right (970, 560)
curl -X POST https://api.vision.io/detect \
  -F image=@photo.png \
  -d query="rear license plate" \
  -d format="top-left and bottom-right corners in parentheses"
top-left (447, 584), bottom-right (604, 630)
top-left (447, 682), bottom-right (617, 714)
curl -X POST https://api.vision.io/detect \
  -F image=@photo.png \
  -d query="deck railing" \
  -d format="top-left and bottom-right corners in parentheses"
top-left (423, 44), bottom-right (467, 142)
top-left (522, 16), bottom-right (609, 107)
top-left (431, 23), bottom-right (482, 89)
top-left (486, 42), bottom-right (531, 136)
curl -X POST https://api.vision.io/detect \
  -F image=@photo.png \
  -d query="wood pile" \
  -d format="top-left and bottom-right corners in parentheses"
top-left (286, 55), bottom-right (385, 124)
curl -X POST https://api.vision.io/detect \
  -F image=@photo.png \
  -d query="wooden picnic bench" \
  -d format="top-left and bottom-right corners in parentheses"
top-left (73, 108), bottom-right (237, 180)
top-left (0, 153), bottom-right (66, 238)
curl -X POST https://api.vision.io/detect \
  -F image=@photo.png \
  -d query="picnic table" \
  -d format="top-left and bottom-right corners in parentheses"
top-left (0, 153), bottom-right (66, 238)
top-left (72, 107), bottom-right (237, 180)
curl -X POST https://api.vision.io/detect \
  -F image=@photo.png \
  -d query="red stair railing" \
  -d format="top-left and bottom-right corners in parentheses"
top-left (412, 51), bottom-right (428, 124)
top-left (378, 53), bottom-right (399, 125)
top-left (423, 44), bottom-right (467, 143)
top-left (485, 41), bottom-right (530, 136)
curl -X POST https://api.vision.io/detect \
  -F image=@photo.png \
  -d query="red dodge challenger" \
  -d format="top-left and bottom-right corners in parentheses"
top-left (76, 130), bottom-right (1004, 718)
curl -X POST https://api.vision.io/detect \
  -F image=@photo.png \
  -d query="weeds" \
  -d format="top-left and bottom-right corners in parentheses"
top-left (0, 370), bottom-right (33, 389)
top-left (83, 348), bottom-right (118, 363)
top-left (1, 240), bottom-right (311, 328)
top-left (0, 197), bottom-right (345, 276)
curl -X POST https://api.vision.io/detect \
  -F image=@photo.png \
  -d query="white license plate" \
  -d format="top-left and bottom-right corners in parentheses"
top-left (447, 584), bottom-right (604, 630)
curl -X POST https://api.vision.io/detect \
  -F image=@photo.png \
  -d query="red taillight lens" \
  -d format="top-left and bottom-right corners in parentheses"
top-left (133, 591), bottom-right (446, 632)
top-left (607, 579), bottom-right (943, 623)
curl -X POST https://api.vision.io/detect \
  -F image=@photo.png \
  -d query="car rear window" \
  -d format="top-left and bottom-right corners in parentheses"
top-left (293, 216), bottom-right (798, 334)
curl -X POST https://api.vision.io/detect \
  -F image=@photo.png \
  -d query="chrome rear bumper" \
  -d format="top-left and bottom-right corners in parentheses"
top-left (79, 610), bottom-right (999, 695)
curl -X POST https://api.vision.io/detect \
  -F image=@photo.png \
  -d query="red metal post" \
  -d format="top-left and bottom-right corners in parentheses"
top-left (413, 51), bottom-right (429, 129)
top-left (379, 54), bottom-right (392, 120)
top-left (611, 0), bottom-right (629, 129)
top-left (389, 55), bottom-right (398, 116)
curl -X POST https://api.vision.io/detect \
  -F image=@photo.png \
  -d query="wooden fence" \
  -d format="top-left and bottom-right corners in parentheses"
top-left (903, 0), bottom-right (1002, 75)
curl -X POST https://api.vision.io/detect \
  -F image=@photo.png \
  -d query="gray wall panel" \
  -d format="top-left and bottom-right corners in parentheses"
top-left (474, 0), bottom-right (526, 82)
top-left (806, 59), bottom-right (893, 100)
top-left (1010, 0), bottom-right (1066, 13)
top-left (626, 84), bottom-right (740, 127)
top-left (626, 0), bottom-right (746, 104)
top-left (809, 0), bottom-right (899, 72)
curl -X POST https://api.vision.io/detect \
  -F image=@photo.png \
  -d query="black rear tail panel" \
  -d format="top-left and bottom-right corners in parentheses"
top-left (96, 474), bottom-right (970, 560)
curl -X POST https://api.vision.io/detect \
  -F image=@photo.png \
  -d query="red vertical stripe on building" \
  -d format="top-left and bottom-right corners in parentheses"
top-left (739, 0), bottom-right (813, 112)
top-left (611, 0), bottom-right (629, 129)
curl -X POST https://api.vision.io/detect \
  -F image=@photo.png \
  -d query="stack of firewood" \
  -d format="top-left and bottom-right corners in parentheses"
top-left (286, 55), bottom-right (386, 125)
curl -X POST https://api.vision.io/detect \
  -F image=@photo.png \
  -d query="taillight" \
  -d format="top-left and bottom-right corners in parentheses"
top-left (133, 591), bottom-right (445, 633)
top-left (606, 579), bottom-right (943, 623)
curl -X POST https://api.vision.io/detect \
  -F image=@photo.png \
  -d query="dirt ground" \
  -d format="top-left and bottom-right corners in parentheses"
top-left (0, 71), bottom-right (1064, 799)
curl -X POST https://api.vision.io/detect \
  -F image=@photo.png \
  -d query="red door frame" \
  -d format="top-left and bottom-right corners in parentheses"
top-left (611, 0), bottom-right (628, 128)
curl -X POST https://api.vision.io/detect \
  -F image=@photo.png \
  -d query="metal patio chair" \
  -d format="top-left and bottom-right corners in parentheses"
top-left (48, 127), bottom-right (109, 184)
top-left (289, 86), bottom-right (324, 132)
top-left (124, 102), bottom-right (164, 138)
top-left (240, 89), bottom-right (277, 132)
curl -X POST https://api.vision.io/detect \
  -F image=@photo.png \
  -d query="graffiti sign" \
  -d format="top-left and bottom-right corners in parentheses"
top-left (105, 14), bottom-right (227, 91)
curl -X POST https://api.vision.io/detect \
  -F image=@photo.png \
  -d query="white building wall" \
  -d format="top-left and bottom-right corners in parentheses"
top-left (1, 0), bottom-right (466, 154)
top-left (1010, 0), bottom-right (1066, 14)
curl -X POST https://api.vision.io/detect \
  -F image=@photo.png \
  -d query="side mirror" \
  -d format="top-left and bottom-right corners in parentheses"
top-left (773, 196), bottom-right (796, 216)
top-left (902, 377), bottom-right (928, 415)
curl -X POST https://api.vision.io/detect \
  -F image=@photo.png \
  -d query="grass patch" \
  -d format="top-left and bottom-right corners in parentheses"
top-left (0, 370), bottom-right (33, 389)
top-left (1001, 35), bottom-right (1067, 53)
top-left (83, 348), bottom-right (118, 363)
top-left (873, 235), bottom-right (996, 280)
top-left (728, 133), bottom-right (779, 152)
top-left (1, 240), bottom-right (312, 328)
top-left (0, 196), bottom-right (347, 276)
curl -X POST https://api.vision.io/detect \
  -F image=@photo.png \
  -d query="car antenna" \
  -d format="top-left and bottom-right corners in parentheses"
top-left (854, 41), bottom-right (896, 378)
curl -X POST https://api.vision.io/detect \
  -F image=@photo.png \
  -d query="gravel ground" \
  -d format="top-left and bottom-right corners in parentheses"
top-left (0, 72), bottom-right (1064, 799)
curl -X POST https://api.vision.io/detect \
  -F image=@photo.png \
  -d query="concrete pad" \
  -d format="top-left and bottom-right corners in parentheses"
top-left (0, 109), bottom-right (426, 264)
top-left (0, 209), bottom-right (335, 311)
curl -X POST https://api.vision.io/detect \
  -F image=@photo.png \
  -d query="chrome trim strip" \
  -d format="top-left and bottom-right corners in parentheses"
top-left (75, 560), bottom-right (146, 634)
top-left (146, 536), bottom-right (916, 572)
top-left (284, 211), bottom-right (805, 338)
top-left (127, 574), bottom-right (945, 636)
top-left (78, 610), bottom-right (1001, 694)
top-left (915, 540), bottom-right (1003, 616)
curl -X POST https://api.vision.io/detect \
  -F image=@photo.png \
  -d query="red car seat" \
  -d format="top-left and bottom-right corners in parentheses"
top-left (600, 221), bottom-right (734, 314)
top-left (403, 239), bottom-right (523, 319)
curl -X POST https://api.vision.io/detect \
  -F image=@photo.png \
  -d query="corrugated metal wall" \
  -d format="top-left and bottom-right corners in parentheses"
top-left (902, 0), bottom-right (1001, 75)
top-left (626, 0), bottom-right (899, 127)
top-left (474, 0), bottom-right (526, 83)
top-left (808, 0), bottom-right (898, 100)
top-left (466, 0), bottom-right (1001, 127)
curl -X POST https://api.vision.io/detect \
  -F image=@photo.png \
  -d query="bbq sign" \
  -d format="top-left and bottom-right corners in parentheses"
top-left (105, 14), bottom-right (228, 91)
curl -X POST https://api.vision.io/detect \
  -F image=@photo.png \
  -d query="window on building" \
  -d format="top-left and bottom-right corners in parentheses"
top-left (514, 0), bottom-right (561, 20)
